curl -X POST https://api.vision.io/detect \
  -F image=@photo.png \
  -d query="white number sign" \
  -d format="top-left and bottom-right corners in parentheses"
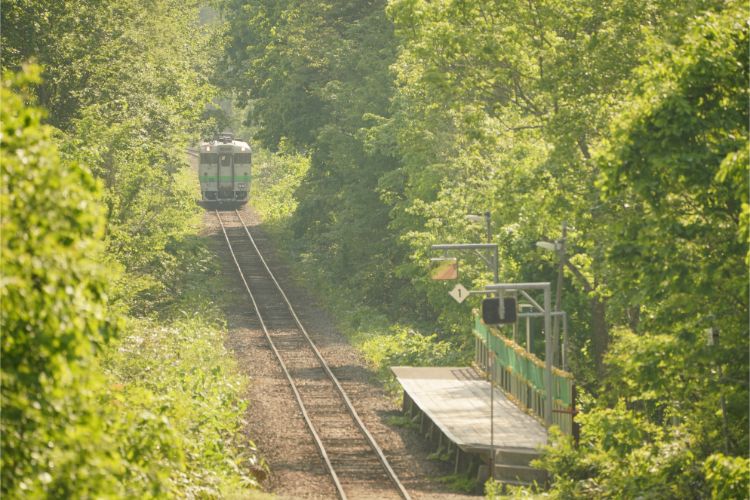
top-left (449, 283), bottom-right (469, 304)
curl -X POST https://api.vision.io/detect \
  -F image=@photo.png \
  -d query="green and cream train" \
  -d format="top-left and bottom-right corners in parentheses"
top-left (198, 133), bottom-right (251, 207)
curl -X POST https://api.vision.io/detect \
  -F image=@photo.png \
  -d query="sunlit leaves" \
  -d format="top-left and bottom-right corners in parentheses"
top-left (1, 66), bottom-right (119, 497)
top-left (594, 0), bottom-right (749, 460)
top-left (2, 1), bottom-right (260, 495)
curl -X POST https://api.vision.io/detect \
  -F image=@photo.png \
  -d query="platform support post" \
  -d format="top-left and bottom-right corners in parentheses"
top-left (489, 350), bottom-right (495, 481)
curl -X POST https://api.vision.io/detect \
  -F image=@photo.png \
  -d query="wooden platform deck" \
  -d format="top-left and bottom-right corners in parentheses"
top-left (391, 366), bottom-right (547, 454)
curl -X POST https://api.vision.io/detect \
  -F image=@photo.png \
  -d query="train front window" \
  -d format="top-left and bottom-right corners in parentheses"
top-left (200, 153), bottom-right (218, 163)
top-left (234, 153), bottom-right (251, 164)
top-left (220, 154), bottom-right (231, 166)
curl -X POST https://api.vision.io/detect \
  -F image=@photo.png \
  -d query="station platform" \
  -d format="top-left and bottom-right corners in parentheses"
top-left (391, 366), bottom-right (548, 484)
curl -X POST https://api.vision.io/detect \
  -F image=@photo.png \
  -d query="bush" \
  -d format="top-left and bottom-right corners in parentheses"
top-left (101, 317), bottom-right (263, 497)
top-left (703, 453), bottom-right (750, 500)
top-left (1, 65), bottom-right (121, 497)
top-left (360, 326), bottom-right (464, 380)
top-left (534, 406), bottom-right (746, 499)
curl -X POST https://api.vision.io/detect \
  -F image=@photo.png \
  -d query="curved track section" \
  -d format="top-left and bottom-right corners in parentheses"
top-left (216, 210), bottom-right (411, 500)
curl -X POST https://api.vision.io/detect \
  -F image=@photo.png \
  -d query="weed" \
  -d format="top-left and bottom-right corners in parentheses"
top-left (438, 473), bottom-right (478, 493)
top-left (385, 414), bottom-right (419, 429)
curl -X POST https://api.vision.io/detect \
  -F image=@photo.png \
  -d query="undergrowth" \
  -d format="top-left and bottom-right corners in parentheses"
top-left (384, 414), bottom-right (419, 429)
top-left (102, 317), bottom-right (262, 497)
top-left (101, 220), bottom-right (268, 497)
top-left (438, 473), bottom-right (478, 493)
top-left (2, 86), bottom-right (266, 497)
top-left (485, 478), bottom-right (545, 499)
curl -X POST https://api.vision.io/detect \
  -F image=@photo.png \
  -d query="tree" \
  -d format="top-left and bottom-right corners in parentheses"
top-left (219, 0), bottom-right (410, 311)
top-left (384, 0), bottom-right (726, 373)
top-left (1, 65), bottom-right (120, 497)
top-left (3, 0), bottom-right (219, 311)
top-left (597, 0), bottom-right (748, 454)
top-left (534, 4), bottom-right (748, 496)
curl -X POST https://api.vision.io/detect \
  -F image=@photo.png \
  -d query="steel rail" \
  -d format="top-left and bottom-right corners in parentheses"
top-left (215, 210), bottom-right (348, 500)
top-left (225, 209), bottom-right (412, 500)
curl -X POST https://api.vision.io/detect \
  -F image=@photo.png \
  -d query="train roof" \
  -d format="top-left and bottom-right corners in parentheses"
top-left (199, 138), bottom-right (251, 152)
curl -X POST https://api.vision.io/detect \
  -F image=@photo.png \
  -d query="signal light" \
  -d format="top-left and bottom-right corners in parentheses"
top-left (482, 297), bottom-right (517, 325)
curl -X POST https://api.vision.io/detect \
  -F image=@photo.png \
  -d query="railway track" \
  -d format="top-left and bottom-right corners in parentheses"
top-left (216, 209), bottom-right (411, 500)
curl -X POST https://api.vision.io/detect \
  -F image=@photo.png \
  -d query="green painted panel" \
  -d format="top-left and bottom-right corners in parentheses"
top-left (473, 311), bottom-right (573, 406)
top-left (200, 176), bottom-right (251, 183)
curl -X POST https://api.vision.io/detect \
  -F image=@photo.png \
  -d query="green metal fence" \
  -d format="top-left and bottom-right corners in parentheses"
top-left (473, 311), bottom-right (575, 435)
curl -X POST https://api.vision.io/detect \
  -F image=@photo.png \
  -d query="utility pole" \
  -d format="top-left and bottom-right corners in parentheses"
top-left (484, 211), bottom-right (498, 283)
top-left (553, 222), bottom-right (567, 367)
top-left (464, 212), bottom-right (498, 283)
top-left (484, 211), bottom-right (496, 481)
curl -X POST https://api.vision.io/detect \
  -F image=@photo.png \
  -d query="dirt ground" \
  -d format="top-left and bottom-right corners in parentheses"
top-left (203, 206), bottom-right (479, 499)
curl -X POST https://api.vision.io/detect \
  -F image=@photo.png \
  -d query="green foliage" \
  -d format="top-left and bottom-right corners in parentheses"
top-left (1, 0), bottom-right (269, 494)
top-left (484, 478), bottom-right (503, 499)
top-left (101, 316), bottom-right (263, 497)
top-left (2, 0), bottom-right (217, 313)
top-left (1, 66), bottom-right (121, 497)
top-left (1, 66), bottom-right (262, 498)
top-left (219, 0), bottom-right (413, 319)
top-left (535, 5), bottom-right (750, 495)
top-left (62, 0), bottom-right (214, 311)
top-left (383, 0), bottom-right (733, 375)
top-left (598, 0), bottom-right (748, 331)
top-left (703, 453), bottom-right (750, 500)
top-left (360, 326), bottom-right (465, 380)
top-left (536, 417), bottom-right (705, 498)
top-left (485, 478), bottom-right (544, 499)
top-left (427, 446), bottom-right (452, 462)
top-left (594, 0), bottom-right (748, 457)
top-left (218, 0), bottom-right (748, 496)
top-left (2, 0), bottom-right (217, 133)
top-left (384, 414), bottom-right (418, 429)
top-left (438, 473), bottom-right (478, 493)
top-left (250, 140), bottom-right (311, 226)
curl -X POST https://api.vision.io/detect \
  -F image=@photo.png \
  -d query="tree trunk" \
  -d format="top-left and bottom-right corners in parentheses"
top-left (562, 259), bottom-right (609, 374)
top-left (627, 305), bottom-right (640, 332)
top-left (590, 297), bottom-right (608, 375)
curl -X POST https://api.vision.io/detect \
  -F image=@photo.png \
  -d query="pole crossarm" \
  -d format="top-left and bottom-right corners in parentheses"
top-left (518, 311), bottom-right (567, 319)
top-left (472, 249), bottom-right (495, 270)
top-left (485, 282), bottom-right (550, 291)
top-left (520, 290), bottom-right (544, 312)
